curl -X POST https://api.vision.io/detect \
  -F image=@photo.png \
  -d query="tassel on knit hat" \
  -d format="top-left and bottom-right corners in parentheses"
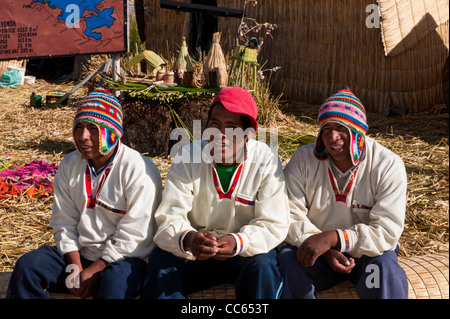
top-left (73, 87), bottom-right (123, 155)
top-left (314, 88), bottom-right (368, 165)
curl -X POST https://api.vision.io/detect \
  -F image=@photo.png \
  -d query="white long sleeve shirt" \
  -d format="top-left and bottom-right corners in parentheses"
top-left (284, 136), bottom-right (407, 258)
top-left (50, 142), bottom-right (162, 263)
top-left (153, 138), bottom-right (290, 259)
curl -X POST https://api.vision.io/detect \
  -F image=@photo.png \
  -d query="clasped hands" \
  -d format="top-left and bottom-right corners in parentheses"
top-left (64, 251), bottom-right (108, 299)
top-left (297, 230), bottom-right (355, 274)
top-left (184, 231), bottom-right (236, 261)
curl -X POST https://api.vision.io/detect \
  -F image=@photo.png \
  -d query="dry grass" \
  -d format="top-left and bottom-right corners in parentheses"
top-left (0, 80), bottom-right (448, 271)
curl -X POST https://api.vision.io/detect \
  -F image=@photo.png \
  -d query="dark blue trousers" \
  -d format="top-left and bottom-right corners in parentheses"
top-left (277, 244), bottom-right (408, 299)
top-left (6, 245), bottom-right (147, 299)
top-left (141, 246), bottom-right (283, 299)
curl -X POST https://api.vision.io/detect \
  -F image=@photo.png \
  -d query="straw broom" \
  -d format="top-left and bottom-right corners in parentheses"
top-left (204, 32), bottom-right (228, 88)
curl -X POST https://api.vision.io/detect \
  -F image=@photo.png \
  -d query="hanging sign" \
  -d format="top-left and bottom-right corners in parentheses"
top-left (0, 0), bottom-right (127, 60)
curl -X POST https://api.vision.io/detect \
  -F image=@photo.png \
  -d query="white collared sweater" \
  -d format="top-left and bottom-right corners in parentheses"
top-left (283, 136), bottom-right (407, 258)
top-left (50, 143), bottom-right (162, 263)
top-left (153, 138), bottom-right (290, 259)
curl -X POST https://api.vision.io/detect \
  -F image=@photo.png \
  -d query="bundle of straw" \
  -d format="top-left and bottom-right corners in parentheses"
top-left (175, 37), bottom-right (195, 86)
top-left (176, 37), bottom-right (194, 73)
top-left (204, 32), bottom-right (228, 88)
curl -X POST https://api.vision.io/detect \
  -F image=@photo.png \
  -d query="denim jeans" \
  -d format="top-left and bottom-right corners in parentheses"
top-left (277, 244), bottom-right (408, 299)
top-left (6, 245), bottom-right (147, 299)
top-left (140, 246), bottom-right (283, 299)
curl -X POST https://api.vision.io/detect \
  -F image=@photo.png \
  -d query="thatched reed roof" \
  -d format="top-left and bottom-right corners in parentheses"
top-left (379, 0), bottom-right (449, 57)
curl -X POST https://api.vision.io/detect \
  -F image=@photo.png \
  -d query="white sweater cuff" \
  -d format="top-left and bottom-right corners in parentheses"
top-left (336, 229), bottom-right (357, 253)
top-left (230, 233), bottom-right (247, 256)
top-left (178, 229), bottom-right (193, 255)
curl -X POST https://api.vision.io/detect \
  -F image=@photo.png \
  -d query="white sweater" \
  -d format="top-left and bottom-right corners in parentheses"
top-left (154, 138), bottom-right (290, 259)
top-left (50, 142), bottom-right (162, 263)
top-left (284, 136), bottom-right (407, 258)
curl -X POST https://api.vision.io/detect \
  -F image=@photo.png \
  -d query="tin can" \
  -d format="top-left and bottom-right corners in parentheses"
top-left (46, 91), bottom-right (67, 105)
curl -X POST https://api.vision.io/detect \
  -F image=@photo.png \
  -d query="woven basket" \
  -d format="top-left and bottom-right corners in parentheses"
top-left (315, 253), bottom-right (449, 299)
top-left (1, 253), bottom-right (448, 299)
top-left (0, 60), bottom-right (25, 78)
top-left (399, 253), bottom-right (449, 299)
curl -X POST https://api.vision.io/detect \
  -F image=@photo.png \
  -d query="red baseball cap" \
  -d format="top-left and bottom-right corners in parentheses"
top-left (211, 87), bottom-right (258, 131)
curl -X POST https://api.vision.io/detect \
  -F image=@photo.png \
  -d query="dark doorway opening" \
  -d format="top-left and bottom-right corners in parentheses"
top-left (189, 0), bottom-right (218, 60)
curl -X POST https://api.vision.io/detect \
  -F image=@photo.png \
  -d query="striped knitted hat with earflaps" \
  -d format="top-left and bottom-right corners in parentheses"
top-left (314, 88), bottom-right (368, 165)
top-left (73, 87), bottom-right (123, 155)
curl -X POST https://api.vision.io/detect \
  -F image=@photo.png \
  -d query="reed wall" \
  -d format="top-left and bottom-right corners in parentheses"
top-left (143, 0), bottom-right (449, 114)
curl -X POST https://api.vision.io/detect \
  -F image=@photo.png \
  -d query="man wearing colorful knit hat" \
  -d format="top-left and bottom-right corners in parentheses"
top-left (278, 88), bottom-right (408, 299)
top-left (7, 87), bottom-right (162, 299)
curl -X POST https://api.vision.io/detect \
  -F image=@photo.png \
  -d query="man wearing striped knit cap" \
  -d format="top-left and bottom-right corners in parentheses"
top-left (278, 88), bottom-right (409, 299)
top-left (7, 87), bottom-right (162, 299)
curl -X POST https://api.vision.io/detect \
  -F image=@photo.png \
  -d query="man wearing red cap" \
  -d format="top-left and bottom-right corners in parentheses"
top-left (278, 89), bottom-right (408, 299)
top-left (141, 87), bottom-right (290, 299)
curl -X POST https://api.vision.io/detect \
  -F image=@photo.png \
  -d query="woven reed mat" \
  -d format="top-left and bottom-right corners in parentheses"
top-left (378, 0), bottom-right (449, 57)
top-left (1, 253), bottom-right (448, 299)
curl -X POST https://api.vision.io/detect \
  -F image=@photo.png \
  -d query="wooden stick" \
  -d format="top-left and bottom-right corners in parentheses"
top-left (54, 60), bottom-right (111, 106)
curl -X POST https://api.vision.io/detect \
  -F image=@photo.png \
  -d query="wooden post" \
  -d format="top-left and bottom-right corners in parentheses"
top-left (112, 53), bottom-right (121, 82)
top-left (72, 55), bottom-right (91, 79)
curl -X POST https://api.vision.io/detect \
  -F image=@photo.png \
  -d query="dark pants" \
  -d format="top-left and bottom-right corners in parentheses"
top-left (141, 246), bottom-right (283, 299)
top-left (6, 245), bottom-right (147, 299)
top-left (277, 244), bottom-right (408, 299)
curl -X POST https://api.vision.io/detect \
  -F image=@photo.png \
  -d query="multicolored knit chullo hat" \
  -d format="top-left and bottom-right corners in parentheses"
top-left (73, 87), bottom-right (123, 155)
top-left (314, 88), bottom-right (368, 166)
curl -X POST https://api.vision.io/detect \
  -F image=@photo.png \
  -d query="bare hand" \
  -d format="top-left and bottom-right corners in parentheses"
top-left (323, 249), bottom-right (355, 274)
top-left (297, 230), bottom-right (339, 267)
top-left (184, 231), bottom-right (219, 260)
top-left (214, 235), bottom-right (237, 261)
top-left (77, 258), bottom-right (109, 299)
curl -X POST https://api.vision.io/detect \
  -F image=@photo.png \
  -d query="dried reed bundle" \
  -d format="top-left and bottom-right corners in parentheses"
top-left (176, 37), bottom-right (194, 73)
top-left (204, 32), bottom-right (228, 87)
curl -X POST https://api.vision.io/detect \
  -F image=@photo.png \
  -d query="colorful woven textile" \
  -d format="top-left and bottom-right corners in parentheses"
top-left (0, 160), bottom-right (58, 199)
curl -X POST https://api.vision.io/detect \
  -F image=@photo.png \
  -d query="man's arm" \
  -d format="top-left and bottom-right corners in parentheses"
top-left (63, 251), bottom-right (82, 297)
top-left (296, 230), bottom-right (340, 267)
top-left (101, 157), bottom-right (162, 263)
top-left (283, 148), bottom-right (323, 248)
